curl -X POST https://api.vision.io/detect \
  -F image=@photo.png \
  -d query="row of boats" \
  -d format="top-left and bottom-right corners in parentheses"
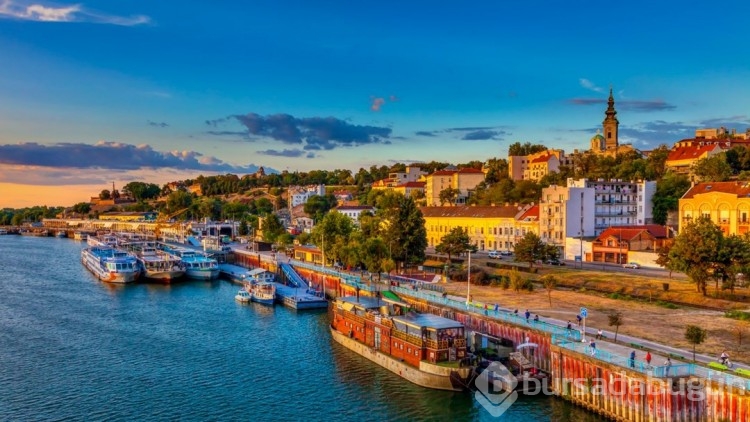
top-left (80, 233), bottom-right (220, 283)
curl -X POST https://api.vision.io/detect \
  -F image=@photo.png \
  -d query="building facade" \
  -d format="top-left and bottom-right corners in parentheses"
top-left (372, 166), bottom-right (427, 190)
top-left (590, 225), bottom-right (670, 265)
top-left (679, 181), bottom-right (750, 236)
top-left (334, 205), bottom-right (376, 226)
top-left (424, 168), bottom-right (485, 206)
top-left (288, 184), bottom-right (325, 207)
top-left (568, 178), bottom-right (656, 234)
top-left (421, 204), bottom-right (539, 252)
top-left (539, 185), bottom-right (596, 254)
top-left (508, 149), bottom-right (570, 181)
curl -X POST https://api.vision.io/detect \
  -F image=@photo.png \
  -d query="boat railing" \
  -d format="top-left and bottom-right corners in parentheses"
top-left (340, 310), bottom-right (365, 325)
top-left (391, 329), bottom-right (423, 347)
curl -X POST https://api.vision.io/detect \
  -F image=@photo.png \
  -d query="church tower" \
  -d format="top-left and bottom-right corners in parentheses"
top-left (603, 87), bottom-right (619, 151)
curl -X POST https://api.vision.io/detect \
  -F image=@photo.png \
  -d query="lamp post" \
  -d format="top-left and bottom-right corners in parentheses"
top-left (466, 249), bottom-right (472, 307)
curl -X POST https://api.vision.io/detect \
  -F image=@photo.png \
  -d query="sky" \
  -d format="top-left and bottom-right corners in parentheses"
top-left (1, 0), bottom-right (750, 208)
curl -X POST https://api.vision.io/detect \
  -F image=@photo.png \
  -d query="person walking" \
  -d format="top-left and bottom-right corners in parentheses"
top-left (533, 314), bottom-right (539, 323)
top-left (645, 351), bottom-right (652, 366)
top-left (576, 314), bottom-right (582, 326)
top-left (629, 350), bottom-right (636, 368)
top-left (566, 321), bottom-right (573, 336)
top-left (525, 309), bottom-right (531, 322)
top-left (484, 303), bottom-right (488, 315)
top-left (589, 340), bottom-right (597, 356)
top-left (494, 303), bottom-right (499, 315)
top-left (665, 357), bottom-right (672, 376)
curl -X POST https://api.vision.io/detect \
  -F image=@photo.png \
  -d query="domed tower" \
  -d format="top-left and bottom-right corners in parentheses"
top-left (590, 130), bottom-right (606, 152)
top-left (603, 87), bottom-right (619, 151)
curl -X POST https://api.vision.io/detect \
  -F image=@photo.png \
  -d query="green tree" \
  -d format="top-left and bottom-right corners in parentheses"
top-left (508, 268), bottom-right (525, 292)
top-left (655, 243), bottom-right (675, 279)
top-left (166, 190), bottom-right (193, 214)
top-left (72, 202), bottom-right (91, 216)
top-left (382, 195), bottom-right (427, 272)
top-left (304, 194), bottom-right (337, 222)
top-left (238, 220), bottom-right (249, 236)
top-left (508, 142), bottom-right (547, 156)
top-left (99, 189), bottom-right (111, 200)
top-left (311, 211), bottom-right (355, 266)
top-left (685, 325), bottom-right (707, 362)
top-left (362, 237), bottom-right (388, 280)
top-left (435, 227), bottom-right (473, 262)
top-left (608, 311), bottom-right (624, 343)
top-left (541, 274), bottom-right (558, 307)
top-left (438, 187), bottom-right (461, 206)
top-left (693, 154), bottom-right (733, 182)
top-left (261, 214), bottom-right (286, 243)
top-left (513, 232), bottom-right (546, 269)
top-left (254, 197), bottom-right (274, 215)
top-left (669, 217), bottom-right (723, 295)
top-left (653, 173), bottom-right (691, 225)
top-left (717, 234), bottom-right (750, 293)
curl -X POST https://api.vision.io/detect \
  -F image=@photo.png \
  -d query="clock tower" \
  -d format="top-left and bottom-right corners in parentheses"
top-left (602, 87), bottom-right (619, 151)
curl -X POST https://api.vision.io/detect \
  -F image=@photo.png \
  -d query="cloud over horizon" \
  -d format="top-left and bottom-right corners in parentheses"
top-left (568, 97), bottom-right (676, 112)
top-left (207, 112), bottom-right (393, 152)
top-left (0, 0), bottom-right (150, 26)
top-left (414, 125), bottom-right (511, 141)
top-left (0, 141), bottom-right (266, 173)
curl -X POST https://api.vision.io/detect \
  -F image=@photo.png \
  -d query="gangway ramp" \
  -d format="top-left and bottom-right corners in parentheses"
top-left (280, 263), bottom-right (309, 289)
top-left (187, 236), bottom-right (202, 247)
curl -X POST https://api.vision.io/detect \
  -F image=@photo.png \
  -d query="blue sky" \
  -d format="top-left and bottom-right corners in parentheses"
top-left (1, 0), bottom-right (750, 206)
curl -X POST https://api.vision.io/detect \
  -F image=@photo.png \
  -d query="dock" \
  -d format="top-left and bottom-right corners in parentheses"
top-left (275, 263), bottom-right (327, 309)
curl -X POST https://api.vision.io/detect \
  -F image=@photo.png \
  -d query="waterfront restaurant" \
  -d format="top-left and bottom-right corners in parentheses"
top-left (391, 313), bottom-right (467, 364)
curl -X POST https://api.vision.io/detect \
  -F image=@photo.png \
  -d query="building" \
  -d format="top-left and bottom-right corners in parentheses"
top-left (540, 185), bottom-right (596, 254)
top-left (334, 205), bottom-right (376, 226)
top-left (421, 204), bottom-right (539, 252)
top-left (665, 141), bottom-right (723, 174)
top-left (392, 181), bottom-right (426, 199)
top-left (568, 178), bottom-right (656, 234)
top-left (508, 149), bottom-right (571, 181)
top-left (372, 166), bottom-right (427, 190)
top-left (288, 184), bottom-right (325, 207)
top-left (590, 225), bottom-right (671, 266)
top-left (679, 181), bottom-right (750, 236)
top-left (423, 168), bottom-right (485, 206)
top-left (590, 88), bottom-right (620, 153)
top-left (99, 211), bottom-right (158, 222)
top-left (695, 127), bottom-right (750, 140)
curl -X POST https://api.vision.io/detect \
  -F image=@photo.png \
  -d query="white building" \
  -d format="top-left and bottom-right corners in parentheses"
top-left (540, 185), bottom-right (596, 252)
top-left (334, 205), bottom-right (376, 226)
top-left (567, 178), bottom-right (656, 234)
top-left (288, 184), bottom-right (325, 208)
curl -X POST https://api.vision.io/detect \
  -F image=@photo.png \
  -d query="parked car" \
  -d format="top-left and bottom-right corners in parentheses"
top-left (488, 251), bottom-right (501, 259)
top-left (546, 259), bottom-right (565, 266)
top-left (622, 262), bottom-right (640, 269)
top-left (499, 250), bottom-right (513, 256)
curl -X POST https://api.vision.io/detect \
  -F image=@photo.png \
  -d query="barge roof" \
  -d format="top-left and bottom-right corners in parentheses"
top-left (392, 313), bottom-right (464, 331)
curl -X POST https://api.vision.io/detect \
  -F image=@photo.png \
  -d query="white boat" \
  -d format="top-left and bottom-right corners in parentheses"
top-left (250, 281), bottom-right (276, 305)
top-left (235, 289), bottom-right (252, 303)
top-left (132, 243), bottom-right (185, 283)
top-left (0, 229), bottom-right (8, 235)
top-left (88, 234), bottom-right (119, 247)
top-left (55, 230), bottom-right (67, 238)
top-left (81, 246), bottom-right (140, 283)
top-left (159, 244), bottom-right (219, 280)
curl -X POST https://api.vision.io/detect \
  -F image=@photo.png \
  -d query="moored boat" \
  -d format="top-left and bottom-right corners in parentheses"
top-left (250, 281), bottom-right (276, 305)
top-left (81, 246), bottom-right (140, 283)
top-left (159, 244), bottom-right (219, 280)
top-left (235, 289), bottom-right (252, 303)
top-left (55, 230), bottom-right (67, 238)
top-left (132, 243), bottom-right (185, 282)
top-left (73, 231), bottom-right (88, 241)
top-left (330, 296), bottom-right (476, 392)
top-left (0, 228), bottom-right (8, 235)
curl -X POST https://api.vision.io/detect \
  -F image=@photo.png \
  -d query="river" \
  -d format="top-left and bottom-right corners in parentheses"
top-left (0, 236), bottom-right (604, 421)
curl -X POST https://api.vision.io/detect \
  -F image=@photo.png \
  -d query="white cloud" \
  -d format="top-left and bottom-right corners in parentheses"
top-left (579, 78), bottom-right (604, 93)
top-left (0, 0), bottom-right (149, 26)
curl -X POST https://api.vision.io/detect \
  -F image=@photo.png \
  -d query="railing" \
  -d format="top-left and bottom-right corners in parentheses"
top-left (391, 329), bottom-right (423, 346)
top-left (389, 275), bottom-right (445, 293)
top-left (391, 286), bottom-right (582, 342)
top-left (340, 310), bottom-right (365, 325)
top-left (280, 263), bottom-right (307, 288)
top-left (292, 261), bottom-right (381, 292)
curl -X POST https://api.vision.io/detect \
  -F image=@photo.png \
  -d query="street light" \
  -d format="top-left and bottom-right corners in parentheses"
top-left (466, 249), bottom-right (472, 307)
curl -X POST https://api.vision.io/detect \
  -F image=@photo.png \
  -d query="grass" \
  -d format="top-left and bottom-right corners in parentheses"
top-left (725, 310), bottom-right (750, 321)
top-left (436, 361), bottom-right (462, 368)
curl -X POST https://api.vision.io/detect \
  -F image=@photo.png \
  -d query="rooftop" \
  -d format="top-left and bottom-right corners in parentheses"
top-left (420, 205), bottom-right (521, 219)
top-left (682, 181), bottom-right (750, 199)
top-left (393, 312), bottom-right (464, 331)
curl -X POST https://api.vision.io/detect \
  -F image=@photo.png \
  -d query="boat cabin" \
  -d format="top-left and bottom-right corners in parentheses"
top-left (331, 296), bottom-right (468, 368)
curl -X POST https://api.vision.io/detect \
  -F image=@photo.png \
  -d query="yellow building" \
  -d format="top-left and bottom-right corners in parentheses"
top-left (424, 168), bottom-right (485, 206)
top-left (665, 140), bottom-right (723, 174)
top-left (99, 211), bottom-right (158, 222)
top-left (679, 181), bottom-right (750, 235)
top-left (421, 204), bottom-right (539, 252)
top-left (508, 149), bottom-right (570, 181)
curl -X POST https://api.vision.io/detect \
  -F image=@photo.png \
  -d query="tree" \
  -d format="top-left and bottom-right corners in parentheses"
top-left (311, 211), bottom-right (354, 266)
top-left (685, 325), bottom-right (707, 362)
top-left (608, 311), bottom-right (624, 343)
top-left (508, 142), bottom-right (547, 157)
top-left (304, 194), bottom-right (337, 222)
top-left (438, 187), bottom-right (461, 206)
top-left (541, 274), bottom-right (558, 307)
top-left (655, 243), bottom-right (674, 279)
top-left (382, 195), bottom-right (427, 272)
top-left (435, 227), bottom-right (473, 262)
top-left (99, 189), bottom-right (111, 200)
top-left (72, 202), bottom-right (91, 216)
top-left (166, 190), bottom-right (193, 214)
top-left (669, 217), bottom-right (724, 295)
top-left (508, 268), bottom-right (525, 292)
top-left (261, 214), bottom-right (286, 243)
top-left (733, 323), bottom-right (748, 355)
top-left (238, 220), bottom-right (249, 236)
top-left (652, 173), bottom-right (691, 225)
top-left (693, 154), bottom-right (733, 182)
top-left (514, 232), bottom-right (546, 269)
top-left (716, 234), bottom-right (750, 293)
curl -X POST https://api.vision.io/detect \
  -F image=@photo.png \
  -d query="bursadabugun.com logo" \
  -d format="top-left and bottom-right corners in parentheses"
top-left (473, 361), bottom-right (518, 417)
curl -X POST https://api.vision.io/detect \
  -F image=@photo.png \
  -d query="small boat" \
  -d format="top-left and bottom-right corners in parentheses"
top-left (55, 230), bottom-right (67, 238)
top-left (235, 289), bottom-right (252, 303)
top-left (0, 228), bottom-right (7, 235)
top-left (250, 281), bottom-right (276, 305)
top-left (132, 243), bottom-right (185, 283)
top-left (159, 244), bottom-right (219, 280)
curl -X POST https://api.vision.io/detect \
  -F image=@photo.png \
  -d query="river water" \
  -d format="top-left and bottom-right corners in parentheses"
top-left (0, 236), bottom-right (604, 421)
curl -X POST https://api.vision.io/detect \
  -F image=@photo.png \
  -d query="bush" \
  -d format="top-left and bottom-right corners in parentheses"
top-left (655, 301), bottom-right (679, 309)
top-left (725, 310), bottom-right (750, 321)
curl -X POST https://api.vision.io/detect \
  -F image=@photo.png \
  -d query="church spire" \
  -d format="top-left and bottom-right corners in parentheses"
top-left (605, 87), bottom-right (617, 121)
top-left (602, 86), bottom-right (619, 151)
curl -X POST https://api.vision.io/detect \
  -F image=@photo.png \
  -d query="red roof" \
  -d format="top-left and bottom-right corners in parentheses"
top-left (597, 225), bottom-right (669, 241)
top-left (530, 154), bottom-right (553, 164)
top-left (431, 170), bottom-right (456, 176)
top-left (682, 181), bottom-right (750, 199)
top-left (667, 144), bottom-right (721, 162)
top-left (516, 204), bottom-right (539, 221)
top-left (397, 181), bottom-right (426, 188)
top-left (335, 205), bottom-right (375, 211)
top-left (457, 167), bottom-right (484, 173)
top-left (431, 168), bottom-right (483, 176)
top-left (420, 205), bottom-right (520, 218)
